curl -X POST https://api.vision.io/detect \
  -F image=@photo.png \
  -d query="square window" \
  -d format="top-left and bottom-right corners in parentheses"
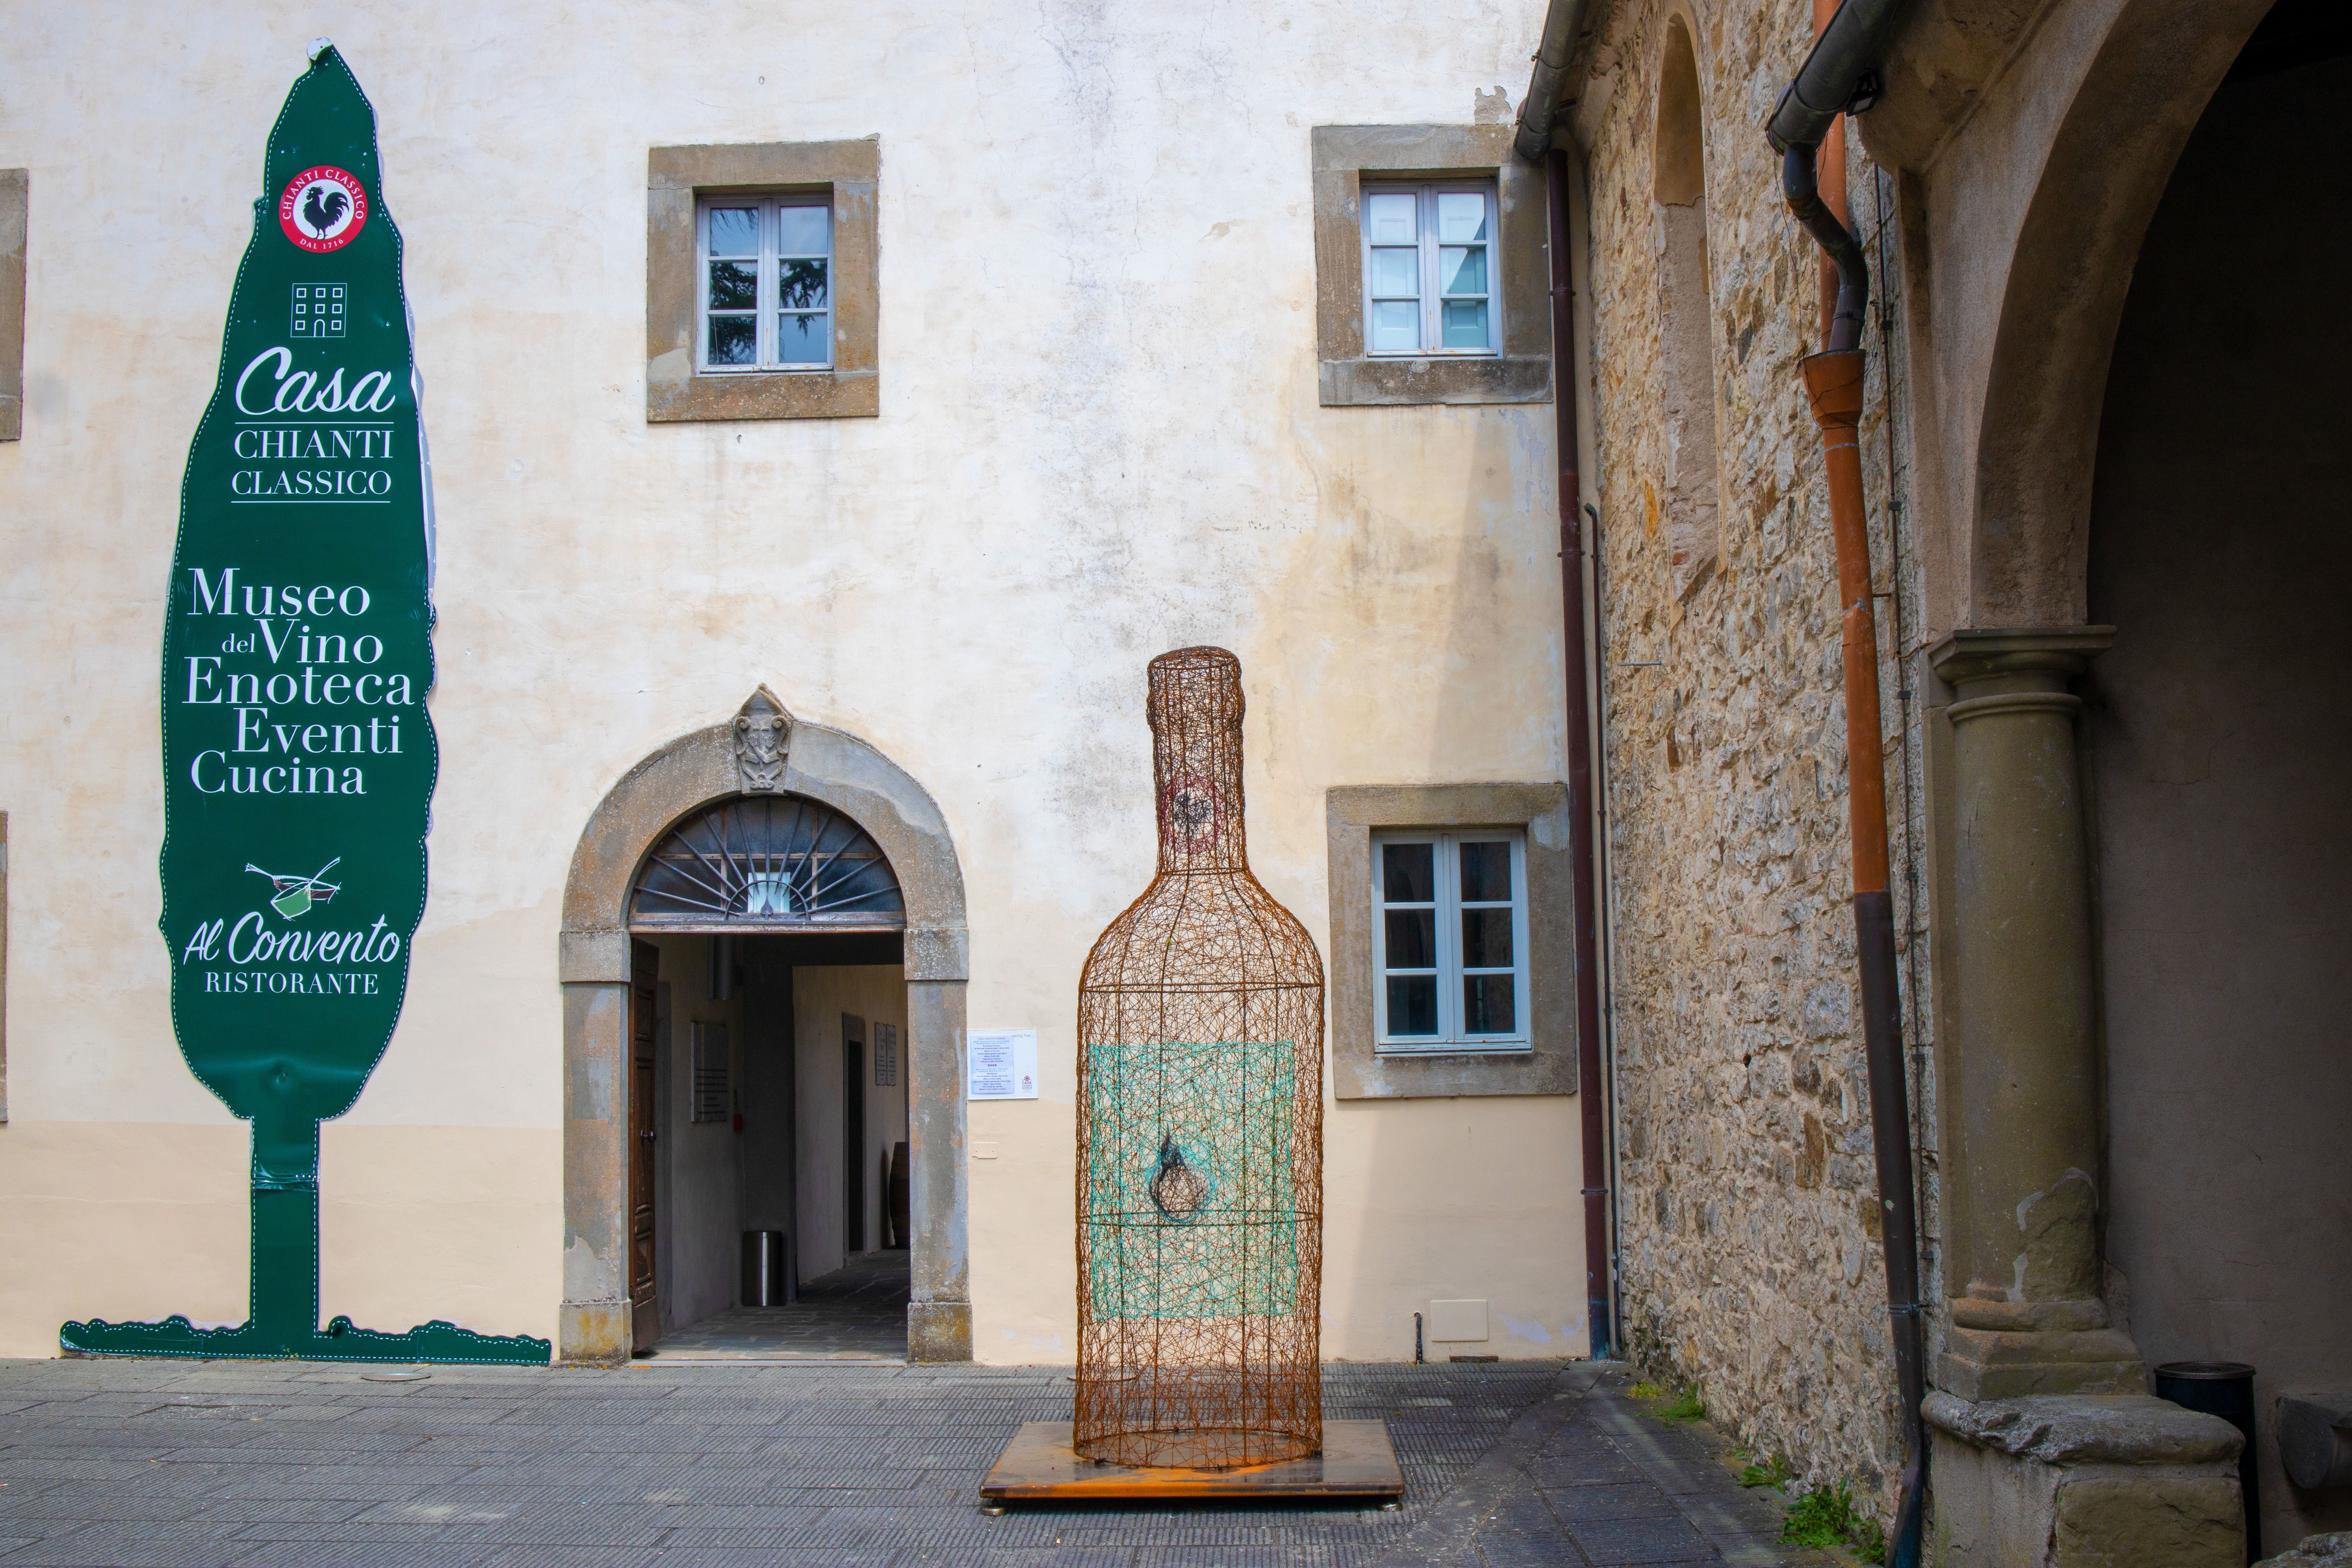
top-left (1328, 783), bottom-right (1572, 1098)
top-left (1371, 830), bottom-right (1529, 1051)
top-left (1359, 180), bottom-right (1498, 358)
top-left (696, 196), bottom-right (836, 373)
top-left (650, 139), bottom-right (880, 421)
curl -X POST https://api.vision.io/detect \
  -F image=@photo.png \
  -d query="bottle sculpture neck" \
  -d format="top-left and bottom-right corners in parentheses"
top-left (1146, 646), bottom-right (1249, 875)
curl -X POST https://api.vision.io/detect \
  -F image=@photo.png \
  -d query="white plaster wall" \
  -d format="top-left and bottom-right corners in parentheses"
top-left (0, 0), bottom-right (1585, 1361)
top-left (791, 966), bottom-right (908, 1282)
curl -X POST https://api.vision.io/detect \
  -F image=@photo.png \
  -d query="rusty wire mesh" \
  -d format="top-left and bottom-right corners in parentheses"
top-left (1074, 646), bottom-right (1326, 1470)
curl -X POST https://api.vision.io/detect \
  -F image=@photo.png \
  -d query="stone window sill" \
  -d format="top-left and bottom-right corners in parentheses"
top-left (647, 368), bottom-right (878, 423)
top-left (1319, 355), bottom-right (1554, 407)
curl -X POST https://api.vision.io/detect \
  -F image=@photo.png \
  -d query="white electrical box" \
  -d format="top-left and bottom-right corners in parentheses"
top-left (1427, 1298), bottom-right (1490, 1342)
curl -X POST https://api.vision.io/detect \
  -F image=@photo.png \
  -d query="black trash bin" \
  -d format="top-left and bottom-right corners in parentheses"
top-left (741, 1230), bottom-right (794, 1307)
top-left (2155, 1360), bottom-right (2258, 1563)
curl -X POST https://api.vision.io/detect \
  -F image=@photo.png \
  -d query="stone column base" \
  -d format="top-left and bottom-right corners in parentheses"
top-left (2262, 1532), bottom-right (2352, 1565)
top-left (1938, 1324), bottom-right (2148, 1401)
top-left (558, 1298), bottom-right (632, 1365)
top-left (1926, 1391), bottom-right (2244, 1567)
top-left (907, 1300), bottom-right (972, 1363)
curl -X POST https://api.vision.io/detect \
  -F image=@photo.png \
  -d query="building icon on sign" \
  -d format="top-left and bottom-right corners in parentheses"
top-left (290, 282), bottom-right (346, 336)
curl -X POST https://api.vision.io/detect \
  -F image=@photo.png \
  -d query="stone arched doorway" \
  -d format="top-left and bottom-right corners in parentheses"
top-left (1887, 0), bottom-right (2348, 1554)
top-left (557, 688), bottom-right (969, 1363)
top-left (2078, 7), bottom-right (2352, 1544)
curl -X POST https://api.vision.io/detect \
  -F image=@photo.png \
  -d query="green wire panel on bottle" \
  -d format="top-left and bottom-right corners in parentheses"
top-left (1075, 647), bottom-right (1325, 1470)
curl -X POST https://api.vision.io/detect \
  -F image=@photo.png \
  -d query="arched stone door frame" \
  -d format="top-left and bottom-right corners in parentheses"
top-left (1865, 0), bottom-right (2276, 634)
top-left (1963, 0), bottom-right (2274, 626)
top-left (1858, 0), bottom-right (2279, 1399)
top-left (556, 691), bottom-right (970, 1363)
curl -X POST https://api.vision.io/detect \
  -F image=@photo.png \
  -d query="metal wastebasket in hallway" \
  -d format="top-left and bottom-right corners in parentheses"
top-left (742, 1230), bottom-right (794, 1307)
top-left (2156, 1360), bottom-right (2259, 1562)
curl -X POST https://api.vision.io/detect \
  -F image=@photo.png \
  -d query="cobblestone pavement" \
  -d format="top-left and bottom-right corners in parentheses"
top-left (0, 1356), bottom-right (1837, 1567)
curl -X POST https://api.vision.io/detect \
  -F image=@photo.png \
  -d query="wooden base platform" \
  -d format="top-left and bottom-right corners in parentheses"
top-left (979, 1420), bottom-right (1404, 1504)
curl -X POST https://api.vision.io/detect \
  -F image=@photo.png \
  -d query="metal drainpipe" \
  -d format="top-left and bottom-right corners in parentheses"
top-left (1543, 142), bottom-right (1612, 1363)
top-left (1514, 0), bottom-right (1593, 163)
top-left (1588, 496), bottom-right (1626, 1358)
top-left (1769, 2), bottom-right (1926, 1564)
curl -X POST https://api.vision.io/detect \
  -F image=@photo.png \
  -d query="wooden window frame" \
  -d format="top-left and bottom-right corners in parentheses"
top-left (1358, 182), bottom-right (1500, 359)
top-left (695, 196), bottom-right (835, 374)
top-left (1371, 829), bottom-right (1531, 1052)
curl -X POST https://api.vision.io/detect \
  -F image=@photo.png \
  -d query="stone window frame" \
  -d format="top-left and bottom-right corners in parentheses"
top-left (1326, 784), bottom-right (1577, 1099)
top-left (1311, 126), bottom-right (1551, 408)
top-left (646, 140), bottom-right (878, 422)
top-left (2, 169), bottom-right (25, 441)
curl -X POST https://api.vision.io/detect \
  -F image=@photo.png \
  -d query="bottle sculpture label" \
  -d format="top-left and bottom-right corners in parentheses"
top-left (1074, 647), bottom-right (1325, 1469)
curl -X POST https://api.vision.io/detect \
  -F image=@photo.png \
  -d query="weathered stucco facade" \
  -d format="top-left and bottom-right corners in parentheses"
top-left (0, 1), bottom-right (1591, 1367)
top-left (2, 0), bottom-right (2343, 1557)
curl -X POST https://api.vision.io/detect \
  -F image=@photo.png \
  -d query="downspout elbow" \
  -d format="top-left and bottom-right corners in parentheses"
top-left (1514, 0), bottom-right (1590, 162)
top-left (1783, 142), bottom-right (1870, 354)
top-left (1766, 0), bottom-right (1903, 153)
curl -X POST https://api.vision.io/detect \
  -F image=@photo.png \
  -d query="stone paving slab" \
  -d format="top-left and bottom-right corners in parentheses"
top-left (646, 1254), bottom-right (911, 1364)
top-left (0, 1358), bottom-right (1843, 1567)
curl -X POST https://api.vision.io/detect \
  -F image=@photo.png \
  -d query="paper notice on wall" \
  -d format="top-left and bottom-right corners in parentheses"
top-left (968, 1029), bottom-right (1038, 1100)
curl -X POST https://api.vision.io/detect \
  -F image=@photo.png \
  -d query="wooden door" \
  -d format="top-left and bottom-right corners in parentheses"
top-left (629, 939), bottom-right (660, 1351)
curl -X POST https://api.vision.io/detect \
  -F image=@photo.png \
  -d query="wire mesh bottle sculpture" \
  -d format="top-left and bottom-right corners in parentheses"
top-left (1075, 646), bottom-right (1325, 1469)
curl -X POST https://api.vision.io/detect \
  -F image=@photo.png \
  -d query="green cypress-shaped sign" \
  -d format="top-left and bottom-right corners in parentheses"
top-left (63, 44), bottom-right (546, 1363)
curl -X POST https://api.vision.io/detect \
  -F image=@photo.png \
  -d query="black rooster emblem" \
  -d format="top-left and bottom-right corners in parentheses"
top-left (300, 183), bottom-right (349, 238)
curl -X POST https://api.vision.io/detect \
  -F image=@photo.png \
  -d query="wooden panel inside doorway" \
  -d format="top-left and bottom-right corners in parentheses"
top-left (629, 939), bottom-right (660, 1351)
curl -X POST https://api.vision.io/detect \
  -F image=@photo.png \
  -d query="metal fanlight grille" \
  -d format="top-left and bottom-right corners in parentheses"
top-left (629, 795), bottom-right (903, 931)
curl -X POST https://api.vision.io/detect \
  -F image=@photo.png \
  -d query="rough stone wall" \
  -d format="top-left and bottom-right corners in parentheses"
top-left (1566, 0), bottom-right (1940, 1522)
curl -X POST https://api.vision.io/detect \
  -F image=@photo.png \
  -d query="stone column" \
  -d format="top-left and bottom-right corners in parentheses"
top-left (1930, 629), bottom-right (2142, 1398)
top-left (558, 960), bottom-right (633, 1363)
top-left (903, 933), bottom-right (972, 1363)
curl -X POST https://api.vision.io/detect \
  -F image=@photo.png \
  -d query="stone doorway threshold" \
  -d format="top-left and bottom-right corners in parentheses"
top-left (637, 1250), bottom-right (909, 1364)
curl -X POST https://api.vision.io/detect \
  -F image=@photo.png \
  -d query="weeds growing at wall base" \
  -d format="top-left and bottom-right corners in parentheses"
top-left (1782, 1482), bottom-right (1886, 1563)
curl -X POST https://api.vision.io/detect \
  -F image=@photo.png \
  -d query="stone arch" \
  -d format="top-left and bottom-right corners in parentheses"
top-left (556, 690), bottom-right (970, 1363)
top-left (1968, 0), bottom-right (2274, 624)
